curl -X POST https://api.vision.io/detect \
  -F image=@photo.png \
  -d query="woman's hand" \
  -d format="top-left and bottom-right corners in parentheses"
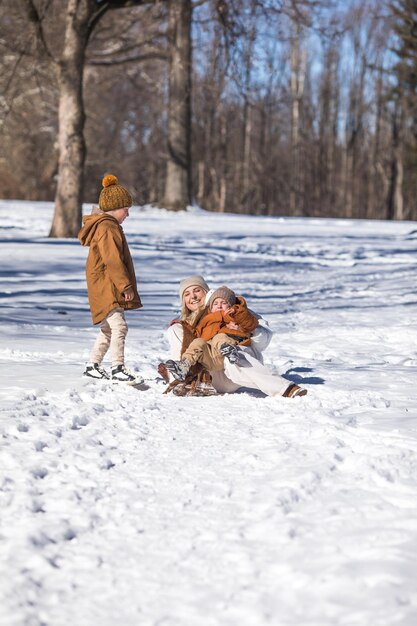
top-left (226, 321), bottom-right (240, 330)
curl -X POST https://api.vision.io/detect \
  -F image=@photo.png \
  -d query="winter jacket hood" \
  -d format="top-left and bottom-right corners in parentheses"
top-left (78, 213), bottom-right (114, 246)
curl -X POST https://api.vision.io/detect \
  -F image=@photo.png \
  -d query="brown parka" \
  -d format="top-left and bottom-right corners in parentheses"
top-left (78, 213), bottom-right (142, 325)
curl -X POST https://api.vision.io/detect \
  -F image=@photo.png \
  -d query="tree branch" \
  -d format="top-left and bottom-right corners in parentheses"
top-left (21, 0), bottom-right (55, 62)
top-left (89, 33), bottom-right (167, 57)
top-left (87, 51), bottom-right (169, 65)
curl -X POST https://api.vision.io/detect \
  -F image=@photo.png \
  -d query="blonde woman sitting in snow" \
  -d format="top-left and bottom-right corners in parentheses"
top-left (161, 275), bottom-right (307, 398)
top-left (164, 285), bottom-right (258, 380)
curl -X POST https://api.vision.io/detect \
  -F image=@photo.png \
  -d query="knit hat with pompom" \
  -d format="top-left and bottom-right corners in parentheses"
top-left (99, 174), bottom-right (133, 212)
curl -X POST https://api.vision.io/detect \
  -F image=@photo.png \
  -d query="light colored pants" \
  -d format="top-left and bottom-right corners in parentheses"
top-left (90, 308), bottom-right (128, 367)
top-left (182, 333), bottom-right (238, 371)
top-left (167, 323), bottom-right (288, 397)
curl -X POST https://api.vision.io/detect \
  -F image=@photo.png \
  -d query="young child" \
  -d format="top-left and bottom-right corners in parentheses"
top-left (164, 286), bottom-right (258, 380)
top-left (78, 174), bottom-right (143, 384)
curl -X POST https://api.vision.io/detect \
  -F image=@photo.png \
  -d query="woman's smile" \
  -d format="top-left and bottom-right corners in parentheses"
top-left (183, 286), bottom-right (206, 311)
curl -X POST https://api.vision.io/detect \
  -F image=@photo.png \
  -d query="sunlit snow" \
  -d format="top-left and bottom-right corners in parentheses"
top-left (1, 200), bottom-right (416, 626)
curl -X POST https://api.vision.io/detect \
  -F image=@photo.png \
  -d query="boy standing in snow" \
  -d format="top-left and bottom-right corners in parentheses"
top-left (78, 174), bottom-right (143, 384)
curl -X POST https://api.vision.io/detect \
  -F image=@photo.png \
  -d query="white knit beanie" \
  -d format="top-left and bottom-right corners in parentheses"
top-left (179, 275), bottom-right (210, 301)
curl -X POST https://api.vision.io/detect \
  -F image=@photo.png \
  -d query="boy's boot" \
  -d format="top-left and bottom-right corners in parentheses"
top-left (164, 359), bottom-right (191, 382)
top-left (111, 364), bottom-right (144, 385)
top-left (83, 363), bottom-right (110, 380)
top-left (220, 343), bottom-right (249, 366)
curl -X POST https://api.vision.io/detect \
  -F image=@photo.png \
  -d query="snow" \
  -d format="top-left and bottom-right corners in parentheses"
top-left (1, 200), bottom-right (417, 626)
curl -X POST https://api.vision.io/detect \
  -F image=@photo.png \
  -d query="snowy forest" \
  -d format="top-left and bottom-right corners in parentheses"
top-left (1, 0), bottom-right (417, 237)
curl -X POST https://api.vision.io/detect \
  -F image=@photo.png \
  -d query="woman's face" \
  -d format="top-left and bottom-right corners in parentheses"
top-left (183, 286), bottom-right (207, 311)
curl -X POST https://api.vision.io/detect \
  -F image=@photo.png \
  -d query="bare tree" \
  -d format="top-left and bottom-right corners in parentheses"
top-left (390, 0), bottom-right (417, 219)
top-left (21, 0), bottom-right (107, 236)
top-left (22, 0), bottom-right (165, 237)
top-left (162, 0), bottom-right (193, 210)
top-left (387, 99), bottom-right (404, 220)
top-left (289, 18), bottom-right (307, 216)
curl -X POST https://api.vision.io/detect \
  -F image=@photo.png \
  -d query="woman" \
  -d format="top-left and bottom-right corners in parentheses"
top-left (165, 275), bottom-right (307, 397)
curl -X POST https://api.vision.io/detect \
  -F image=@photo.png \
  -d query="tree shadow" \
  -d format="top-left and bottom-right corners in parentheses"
top-left (283, 366), bottom-right (325, 385)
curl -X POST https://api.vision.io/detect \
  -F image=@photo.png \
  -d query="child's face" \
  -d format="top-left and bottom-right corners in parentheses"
top-left (112, 207), bottom-right (130, 224)
top-left (211, 297), bottom-right (230, 312)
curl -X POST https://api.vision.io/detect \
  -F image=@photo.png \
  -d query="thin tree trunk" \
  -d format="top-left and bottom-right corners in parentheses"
top-left (197, 160), bottom-right (205, 205)
top-left (290, 23), bottom-right (306, 217)
top-left (242, 100), bottom-right (251, 201)
top-left (344, 146), bottom-right (354, 218)
top-left (240, 24), bottom-right (255, 209)
top-left (328, 48), bottom-right (339, 216)
top-left (162, 0), bottom-right (192, 210)
top-left (388, 103), bottom-right (404, 220)
top-left (369, 67), bottom-right (382, 219)
top-left (219, 111), bottom-right (227, 212)
top-left (394, 147), bottom-right (404, 219)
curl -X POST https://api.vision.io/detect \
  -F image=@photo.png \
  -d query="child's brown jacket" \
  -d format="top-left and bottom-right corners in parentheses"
top-left (78, 213), bottom-right (142, 324)
top-left (195, 296), bottom-right (258, 345)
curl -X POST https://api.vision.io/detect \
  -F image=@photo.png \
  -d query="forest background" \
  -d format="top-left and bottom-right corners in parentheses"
top-left (1, 0), bottom-right (417, 237)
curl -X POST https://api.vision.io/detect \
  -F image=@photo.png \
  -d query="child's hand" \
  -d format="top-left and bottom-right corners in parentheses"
top-left (124, 287), bottom-right (134, 301)
top-left (224, 307), bottom-right (238, 329)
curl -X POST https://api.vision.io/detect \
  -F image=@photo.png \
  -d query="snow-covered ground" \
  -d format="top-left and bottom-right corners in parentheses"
top-left (1, 200), bottom-right (417, 626)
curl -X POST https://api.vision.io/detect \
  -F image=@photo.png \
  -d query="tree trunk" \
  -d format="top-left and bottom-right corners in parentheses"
top-left (242, 100), bottom-right (251, 201)
top-left (319, 45), bottom-right (339, 217)
top-left (219, 111), bottom-right (227, 212)
top-left (49, 0), bottom-right (95, 238)
top-left (344, 139), bottom-right (354, 219)
top-left (239, 15), bottom-right (256, 211)
top-left (290, 23), bottom-right (306, 217)
top-left (369, 67), bottom-right (383, 219)
top-left (387, 103), bottom-right (404, 220)
top-left (197, 160), bottom-right (205, 205)
top-left (162, 0), bottom-right (192, 211)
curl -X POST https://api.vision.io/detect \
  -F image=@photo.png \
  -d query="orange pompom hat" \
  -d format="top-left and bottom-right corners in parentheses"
top-left (98, 174), bottom-right (133, 212)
